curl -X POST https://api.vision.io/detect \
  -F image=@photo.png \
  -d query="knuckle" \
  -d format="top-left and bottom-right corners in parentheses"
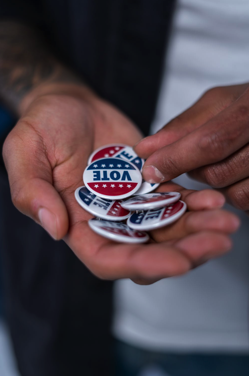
top-left (203, 164), bottom-right (232, 188)
top-left (202, 86), bottom-right (231, 100)
top-left (201, 86), bottom-right (244, 112)
top-left (229, 186), bottom-right (249, 211)
top-left (227, 105), bottom-right (249, 137)
top-left (202, 87), bottom-right (221, 100)
top-left (198, 132), bottom-right (225, 161)
top-left (202, 88), bottom-right (215, 98)
top-left (161, 155), bottom-right (180, 177)
top-left (197, 107), bottom-right (248, 160)
top-left (202, 166), bottom-right (224, 187)
top-left (235, 148), bottom-right (249, 170)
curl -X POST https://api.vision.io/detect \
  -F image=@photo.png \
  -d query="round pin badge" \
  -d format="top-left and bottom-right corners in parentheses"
top-left (83, 157), bottom-right (142, 200)
top-left (127, 200), bottom-right (187, 231)
top-left (88, 218), bottom-right (149, 243)
top-left (88, 144), bottom-right (159, 194)
top-left (136, 180), bottom-right (160, 195)
top-left (121, 192), bottom-right (181, 211)
top-left (88, 144), bottom-right (144, 171)
top-left (75, 186), bottom-right (130, 221)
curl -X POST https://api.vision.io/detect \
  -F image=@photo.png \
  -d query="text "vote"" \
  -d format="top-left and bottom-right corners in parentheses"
top-left (93, 170), bottom-right (132, 181)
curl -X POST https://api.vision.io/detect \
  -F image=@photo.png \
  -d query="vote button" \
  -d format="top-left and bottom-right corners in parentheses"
top-left (83, 157), bottom-right (142, 200)
top-left (75, 186), bottom-right (130, 221)
top-left (88, 218), bottom-right (149, 243)
top-left (121, 192), bottom-right (181, 211)
top-left (127, 200), bottom-right (187, 231)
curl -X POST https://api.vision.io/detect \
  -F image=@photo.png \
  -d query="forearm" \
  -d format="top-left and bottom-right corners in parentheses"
top-left (0, 21), bottom-right (81, 114)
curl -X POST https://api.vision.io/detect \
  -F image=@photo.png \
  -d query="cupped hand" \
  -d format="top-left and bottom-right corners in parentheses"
top-left (2, 83), bottom-right (240, 284)
top-left (135, 83), bottom-right (249, 212)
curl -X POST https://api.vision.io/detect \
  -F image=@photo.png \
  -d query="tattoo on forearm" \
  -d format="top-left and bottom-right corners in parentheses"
top-left (0, 21), bottom-right (79, 113)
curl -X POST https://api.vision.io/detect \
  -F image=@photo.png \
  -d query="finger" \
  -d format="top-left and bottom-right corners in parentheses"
top-left (175, 231), bottom-right (232, 264)
top-left (188, 143), bottom-right (249, 188)
top-left (219, 177), bottom-right (249, 211)
top-left (66, 221), bottom-right (191, 280)
top-left (67, 210), bottom-right (232, 283)
top-left (157, 182), bottom-right (225, 210)
top-left (150, 209), bottom-right (240, 243)
top-left (135, 85), bottom-right (246, 159)
top-left (3, 121), bottom-right (69, 239)
top-left (141, 92), bottom-right (249, 184)
top-left (182, 189), bottom-right (225, 210)
top-left (132, 230), bottom-right (233, 284)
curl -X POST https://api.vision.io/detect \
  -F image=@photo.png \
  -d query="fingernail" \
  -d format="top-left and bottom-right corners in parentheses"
top-left (142, 165), bottom-right (165, 184)
top-left (38, 208), bottom-right (58, 240)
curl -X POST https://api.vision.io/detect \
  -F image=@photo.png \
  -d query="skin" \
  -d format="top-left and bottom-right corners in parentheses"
top-left (1, 22), bottom-right (240, 284)
top-left (135, 84), bottom-right (249, 213)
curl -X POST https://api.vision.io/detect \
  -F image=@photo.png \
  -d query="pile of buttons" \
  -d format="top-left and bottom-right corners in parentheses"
top-left (75, 144), bottom-right (187, 244)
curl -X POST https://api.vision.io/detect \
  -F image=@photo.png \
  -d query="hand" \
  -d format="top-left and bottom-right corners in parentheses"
top-left (137, 181), bottom-right (239, 284)
top-left (135, 84), bottom-right (249, 212)
top-left (3, 83), bottom-right (239, 284)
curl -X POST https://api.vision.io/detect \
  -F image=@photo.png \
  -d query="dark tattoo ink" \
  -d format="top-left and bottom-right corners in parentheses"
top-left (0, 21), bottom-right (79, 113)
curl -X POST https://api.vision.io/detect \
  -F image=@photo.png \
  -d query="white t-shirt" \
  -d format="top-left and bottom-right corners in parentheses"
top-left (113, 0), bottom-right (249, 353)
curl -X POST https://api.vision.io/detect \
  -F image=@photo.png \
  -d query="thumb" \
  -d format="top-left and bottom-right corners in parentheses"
top-left (3, 124), bottom-right (69, 240)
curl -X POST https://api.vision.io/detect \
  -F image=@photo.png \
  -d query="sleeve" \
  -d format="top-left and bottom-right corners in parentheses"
top-left (0, 0), bottom-right (45, 29)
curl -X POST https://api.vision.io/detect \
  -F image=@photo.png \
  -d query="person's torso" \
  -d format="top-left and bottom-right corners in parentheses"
top-left (113, 0), bottom-right (249, 352)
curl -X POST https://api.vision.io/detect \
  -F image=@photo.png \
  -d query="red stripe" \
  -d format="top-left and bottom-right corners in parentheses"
top-left (107, 201), bottom-right (129, 216)
top-left (91, 146), bottom-right (125, 161)
top-left (162, 201), bottom-right (183, 218)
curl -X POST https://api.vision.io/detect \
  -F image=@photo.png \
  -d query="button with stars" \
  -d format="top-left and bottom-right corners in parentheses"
top-left (127, 200), bottom-right (187, 231)
top-left (88, 218), bottom-right (149, 243)
top-left (121, 192), bottom-right (181, 211)
top-left (88, 144), bottom-right (144, 171)
top-left (88, 144), bottom-right (159, 194)
top-left (83, 157), bottom-right (142, 200)
top-left (75, 186), bottom-right (130, 221)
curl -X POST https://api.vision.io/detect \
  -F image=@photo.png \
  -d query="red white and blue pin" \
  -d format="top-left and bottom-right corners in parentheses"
top-left (127, 200), bottom-right (187, 231)
top-left (88, 218), bottom-right (149, 243)
top-left (83, 157), bottom-right (142, 200)
top-left (88, 144), bottom-right (144, 170)
top-left (75, 186), bottom-right (130, 221)
top-left (121, 192), bottom-right (181, 211)
top-left (88, 144), bottom-right (159, 194)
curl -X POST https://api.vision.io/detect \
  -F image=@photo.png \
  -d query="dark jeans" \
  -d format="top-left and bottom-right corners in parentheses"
top-left (114, 339), bottom-right (249, 376)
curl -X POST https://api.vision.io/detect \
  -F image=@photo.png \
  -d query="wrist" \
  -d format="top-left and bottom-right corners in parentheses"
top-left (19, 81), bottom-right (99, 116)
